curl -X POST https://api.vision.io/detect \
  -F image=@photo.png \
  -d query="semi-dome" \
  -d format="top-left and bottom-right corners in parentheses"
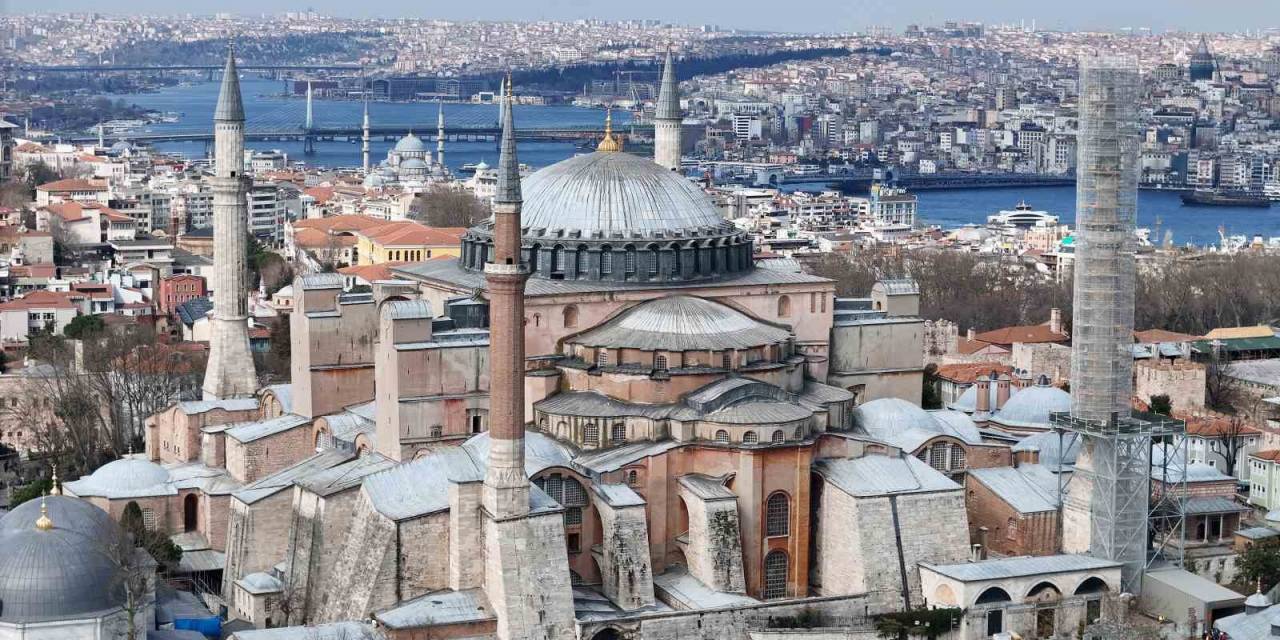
top-left (64, 457), bottom-right (172, 499)
top-left (520, 151), bottom-right (725, 236)
top-left (854, 398), bottom-right (983, 451)
top-left (568, 296), bottom-right (791, 352)
top-left (459, 151), bottom-right (754, 284)
top-left (0, 497), bottom-right (126, 623)
top-left (399, 157), bottom-right (428, 170)
top-left (394, 133), bottom-right (426, 153)
top-left (989, 382), bottom-right (1071, 431)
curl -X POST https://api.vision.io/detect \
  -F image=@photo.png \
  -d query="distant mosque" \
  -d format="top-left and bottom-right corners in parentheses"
top-left (362, 102), bottom-right (453, 192)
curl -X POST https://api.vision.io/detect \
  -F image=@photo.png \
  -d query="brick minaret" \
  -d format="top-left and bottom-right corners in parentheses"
top-left (203, 46), bottom-right (258, 400)
top-left (653, 46), bottom-right (682, 171)
top-left (482, 77), bottom-right (531, 519)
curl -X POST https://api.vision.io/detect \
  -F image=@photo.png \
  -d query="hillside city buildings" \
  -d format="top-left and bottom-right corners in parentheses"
top-left (3, 16), bottom-right (1280, 640)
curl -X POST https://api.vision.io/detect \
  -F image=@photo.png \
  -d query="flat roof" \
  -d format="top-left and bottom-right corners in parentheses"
top-left (921, 554), bottom-right (1121, 582)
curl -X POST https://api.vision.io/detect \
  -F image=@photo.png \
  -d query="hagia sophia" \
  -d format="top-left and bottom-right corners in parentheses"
top-left (3, 49), bottom-right (1183, 640)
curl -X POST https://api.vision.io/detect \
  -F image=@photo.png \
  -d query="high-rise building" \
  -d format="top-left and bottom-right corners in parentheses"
top-left (202, 47), bottom-right (259, 401)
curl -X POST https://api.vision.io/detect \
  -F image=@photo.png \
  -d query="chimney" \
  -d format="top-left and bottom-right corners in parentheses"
top-left (975, 375), bottom-right (991, 413)
top-left (996, 374), bottom-right (1012, 410)
top-left (976, 527), bottom-right (989, 559)
top-left (1014, 446), bottom-right (1040, 468)
top-left (1049, 307), bottom-right (1063, 334)
top-left (967, 327), bottom-right (977, 341)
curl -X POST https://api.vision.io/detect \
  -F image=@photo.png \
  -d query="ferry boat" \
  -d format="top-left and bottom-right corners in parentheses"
top-left (986, 200), bottom-right (1059, 227)
top-left (1180, 190), bottom-right (1271, 208)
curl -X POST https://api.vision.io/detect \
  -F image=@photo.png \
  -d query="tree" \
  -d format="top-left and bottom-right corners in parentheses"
top-left (921, 363), bottom-right (942, 410)
top-left (101, 512), bottom-right (162, 640)
top-left (64, 314), bottom-right (106, 340)
top-left (1211, 413), bottom-right (1255, 479)
top-left (1149, 394), bottom-right (1173, 416)
top-left (9, 477), bottom-right (52, 507)
top-left (1238, 543), bottom-right (1280, 592)
top-left (1204, 347), bottom-right (1239, 412)
top-left (411, 185), bottom-right (488, 228)
top-left (0, 179), bottom-right (29, 210)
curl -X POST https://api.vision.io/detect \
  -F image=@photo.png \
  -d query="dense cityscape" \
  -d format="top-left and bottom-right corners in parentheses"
top-left (0, 8), bottom-right (1279, 640)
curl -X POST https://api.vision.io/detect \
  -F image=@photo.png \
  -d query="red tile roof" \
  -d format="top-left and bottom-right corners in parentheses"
top-left (973, 323), bottom-right (1068, 347)
top-left (1134, 328), bottom-right (1201, 343)
top-left (934, 362), bottom-right (1015, 384)
top-left (36, 178), bottom-right (107, 193)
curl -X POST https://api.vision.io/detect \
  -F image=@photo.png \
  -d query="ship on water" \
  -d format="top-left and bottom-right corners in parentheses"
top-left (986, 200), bottom-right (1060, 227)
top-left (1180, 189), bottom-right (1272, 208)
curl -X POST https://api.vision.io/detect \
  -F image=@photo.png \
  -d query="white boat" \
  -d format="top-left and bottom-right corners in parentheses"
top-left (987, 200), bottom-right (1059, 228)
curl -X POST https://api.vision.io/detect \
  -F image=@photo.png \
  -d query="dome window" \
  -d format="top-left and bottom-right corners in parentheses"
top-left (654, 354), bottom-right (668, 371)
top-left (714, 430), bottom-right (729, 444)
top-left (743, 431), bottom-right (758, 444)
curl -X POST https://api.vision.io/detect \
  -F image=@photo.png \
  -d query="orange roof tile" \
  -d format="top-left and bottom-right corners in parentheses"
top-left (36, 178), bottom-right (107, 192)
top-left (1134, 329), bottom-right (1202, 343)
top-left (934, 362), bottom-right (1014, 384)
top-left (973, 323), bottom-right (1068, 346)
top-left (338, 261), bottom-right (416, 282)
top-left (1252, 450), bottom-right (1280, 462)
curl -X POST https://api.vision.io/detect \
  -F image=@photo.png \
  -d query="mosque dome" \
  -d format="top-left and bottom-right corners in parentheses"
top-left (394, 133), bottom-right (426, 153)
top-left (520, 152), bottom-right (725, 236)
top-left (988, 381), bottom-right (1071, 431)
top-left (568, 295), bottom-right (792, 352)
top-left (853, 398), bottom-right (934, 434)
top-left (64, 457), bottom-right (171, 499)
top-left (0, 497), bottom-right (126, 623)
top-left (854, 398), bottom-right (983, 451)
top-left (460, 151), bottom-right (753, 284)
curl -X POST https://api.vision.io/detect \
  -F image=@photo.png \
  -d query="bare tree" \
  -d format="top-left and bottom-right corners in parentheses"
top-left (411, 184), bottom-right (488, 228)
top-left (1204, 346), bottom-right (1239, 412)
top-left (101, 518), bottom-right (157, 640)
top-left (1213, 413), bottom-right (1254, 479)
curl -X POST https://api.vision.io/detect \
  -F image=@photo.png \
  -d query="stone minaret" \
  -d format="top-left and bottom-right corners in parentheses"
top-left (436, 102), bottom-right (446, 167)
top-left (203, 47), bottom-right (258, 400)
top-left (653, 47), bottom-right (682, 171)
top-left (482, 78), bottom-right (530, 519)
top-left (480, 79), bottom-right (576, 640)
top-left (361, 94), bottom-right (370, 174)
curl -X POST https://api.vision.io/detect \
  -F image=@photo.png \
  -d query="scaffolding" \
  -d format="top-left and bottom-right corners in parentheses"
top-left (1053, 412), bottom-right (1186, 595)
top-left (1054, 56), bottom-right (1185, 595)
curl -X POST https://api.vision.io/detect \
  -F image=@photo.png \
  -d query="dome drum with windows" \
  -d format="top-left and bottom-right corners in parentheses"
top-left (460, 150), bottom-right (752, 284)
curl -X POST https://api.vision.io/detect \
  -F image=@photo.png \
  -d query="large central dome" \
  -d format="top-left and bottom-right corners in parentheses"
top-left (520, 152), bottom-right (727, 236)
top-left (460, 151), bottom-right (754, 284)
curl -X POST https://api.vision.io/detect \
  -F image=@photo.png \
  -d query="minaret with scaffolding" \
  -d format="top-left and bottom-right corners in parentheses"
top-left (436, 102), bottom-right (446, 167)
top-left (1055, 56), bottom-right (1185, 595)
top-left (361, 93), bottom-right (370, 174)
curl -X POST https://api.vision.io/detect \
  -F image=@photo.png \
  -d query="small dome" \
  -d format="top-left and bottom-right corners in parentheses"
top-left (399, 157), bottom-right (428, 170)
top-left (989, 383), bottom-right (1071, 430)
top-left (474, 160), bottom-right (490, 170)
top-left (394, 133), bottom-right (426, 153)
top-left (949, 381), bottom-right (1001, 413)
top-left (568, 296), bottom-right (791, 352)
top-left (0, 497), bottom-right (126, 622)
top-left (66, 457), bottom-right (170, 498)
top-left (854, 398), bottom-right (934, 433)
top-left (520, 151), bottom-right (727, 236)
top-left (1246, 590), bottom-right (1271, 610)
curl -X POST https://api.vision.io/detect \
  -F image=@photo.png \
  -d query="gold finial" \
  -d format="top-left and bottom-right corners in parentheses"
top-left (35, 497), bottom-right (53, 531)
top-left (49, 467), bottom-right (61, 496)
top-left (597, 106), bottom-right (622, 153)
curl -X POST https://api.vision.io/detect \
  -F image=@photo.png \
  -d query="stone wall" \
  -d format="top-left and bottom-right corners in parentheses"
top-left (225, 425), bottom-right (312, 485)
top-left (483, 507), bottom-right (577, 640)
top-left (221, 492), bottom-right (296, 610)
top-left (964, 474), bottom-right (1058, 557)
top-left (679, 488), bottom-right (746, 593)
top-left (1135, 361), bottom-right (1205, 412)
top-left (315, 489), bottom-right (399, 623)
top-left (596, 497), bottom-right (656, 610)
top-left (1011, 342), bottom-right (1072, 383)
top-left (398, 512), bottom-right (452, 601)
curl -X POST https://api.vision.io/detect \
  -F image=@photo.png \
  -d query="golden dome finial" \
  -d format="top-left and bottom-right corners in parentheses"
top-left (35, 497), bottom-right (53, 531)
top-left (597, 106), bottom-right (622, 153)
top-left (49, 467), bottom-right (61, 496)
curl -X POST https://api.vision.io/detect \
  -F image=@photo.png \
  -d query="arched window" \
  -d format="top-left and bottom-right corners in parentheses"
top-left (766, 492), bottom-right (789, 536)
top-left (950, 445), bottom-right (967, 471)
top-left (532, 313), bottom-right (541, 327)
top-left (528, 244), bottom-right (541, 273)
top-left (777, 295), bottom-right (792, 317)
top-left (534, 473), bottom-right (587, 525)
top-left (584, 423), bottom-right (600, 446)
top-left (722, 351), bottom-right (733, 369)
top-left (743, 431), bottom-right (758, 444)
top-left (552, 245), bottom-right (565, 273)
top-left (654, 354), bottom-right (668, 370)
top-left (183, 494), bottom-right (198, 533)
top-left (671, 244), bottom-right (681, 275)
top-left (930, 442), bottom-right (949, 471)
top-left (793, 426), bottom-right (804, 440)
top-left (430, 425), bottom-right (443, 438)
top-left (626, 469), bottom-right (639, 486)
top-left (975, 586), bottom-right (1013, 605)
top-left (563, 305), bottom-right (578, 328)
top-left (596, 349), bottom-right (609, 367)
top-left (600, 246), bottom-right (613, 274)
top-left (771, 430), bottom-right (785, 444)
top-left (610, 423), bottom-right (626, 445)
top-left (763, 550), bottom-right (788, 600)
top-left (624, 246), bottom-right (636, 275)
top-left (648, 246), bottom-right (660, 275)
top-left (714, 429), bottom-right (730, 444)
top-left (576, 245), bottom-right (588, 276)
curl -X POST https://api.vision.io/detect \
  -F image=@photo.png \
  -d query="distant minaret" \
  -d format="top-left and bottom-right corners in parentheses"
top-left (97, 123), bottom-right (104, 149)
top-left (203, 46), bottom-right (258, 400)
top-left (497, 75), bottom-right (508, 126)
top-left (653, 46), bottom-right (682, 171)
top-left (436, 101), bottom-right (445, 167)
top-left (483, 77), bottom-right (529, 519)
top-left (361, 93), bottom-right (370, 174)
